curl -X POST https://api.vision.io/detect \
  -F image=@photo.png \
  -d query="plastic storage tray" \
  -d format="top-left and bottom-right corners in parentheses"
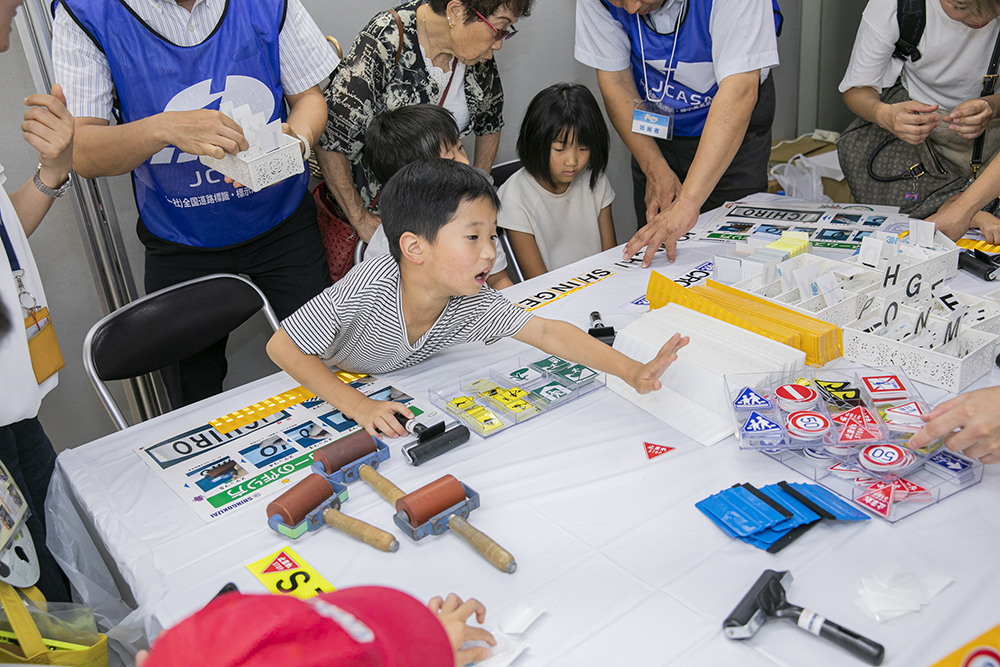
top-left (725, 366), bottom-right (983, 522)
top-left (428, 354), bottom-right (606, 437)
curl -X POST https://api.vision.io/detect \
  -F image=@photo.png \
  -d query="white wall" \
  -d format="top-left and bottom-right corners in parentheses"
top-left (2, 0), bottom-right (826, 452)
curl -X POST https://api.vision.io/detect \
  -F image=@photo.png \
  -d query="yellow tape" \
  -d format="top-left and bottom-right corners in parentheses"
top-left (247, 547), bottom-right (335, 600)
top-left (958, 237), bottom-right (1000, 253)
top-left (210, 386), bottom-right (316, 434)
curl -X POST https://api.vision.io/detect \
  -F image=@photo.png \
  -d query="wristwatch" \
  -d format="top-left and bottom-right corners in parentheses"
top-left (32, 164), bottom-right (73, 198)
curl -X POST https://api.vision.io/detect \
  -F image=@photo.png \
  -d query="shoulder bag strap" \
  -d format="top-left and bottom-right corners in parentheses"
top-left (388, 9), bottom-right (404, 67)
top-left (0, 581), bottom-right (48, 661)
top-left (892, 0), bottom-right (925, 62)
top-left (971, 29), bottom-right (1000, 178)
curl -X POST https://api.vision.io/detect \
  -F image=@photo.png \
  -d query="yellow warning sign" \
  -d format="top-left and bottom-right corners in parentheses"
top-left (246, 546), bottom-right (335, 600)
top-left (929, 621), bottom-right (1000, 667)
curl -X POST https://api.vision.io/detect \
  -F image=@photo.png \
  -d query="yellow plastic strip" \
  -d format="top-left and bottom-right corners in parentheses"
top-left (958, 237), bottom-right (1000, 253)
top-left (210, 386), bottom-right (317, 434)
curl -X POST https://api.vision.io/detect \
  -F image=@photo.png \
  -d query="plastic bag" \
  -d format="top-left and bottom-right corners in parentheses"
top-left (770, 154), bottom-right (833, 203)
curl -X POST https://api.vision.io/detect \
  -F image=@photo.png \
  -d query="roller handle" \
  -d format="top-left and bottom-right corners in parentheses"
top-left (590, 311), bottom-right (605, 327)
top-left (447, 514), bottom-right (516, 574)
top-left (817, 618), bottom-right (885, 666)
top-left (358, 464), bottom-right (406, 505)
top-left (321, 508), bottom-right (399, 553)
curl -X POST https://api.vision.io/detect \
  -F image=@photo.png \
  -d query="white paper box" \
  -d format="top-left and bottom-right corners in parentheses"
top-left (199, 134), bottom-right (304, 192)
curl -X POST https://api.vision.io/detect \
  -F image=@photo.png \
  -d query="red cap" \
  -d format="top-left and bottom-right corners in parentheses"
top-left (144, 587), bottom-right (453, 667)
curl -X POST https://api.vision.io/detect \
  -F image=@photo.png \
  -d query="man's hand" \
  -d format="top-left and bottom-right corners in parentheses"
top-left (427, 594), bottom-right (496, 667)
top-left (875, 100), bottom-right (941, 145)
top-left (22, 84), bottom-right (74, 188)
top-left (630, 333), bottom-right (689, 394)
top-left (349, 397), bottom-right (412, 439)
top-left (908, 387), bottom-right (1000, 464)
top-left (644, 162), bottom-right (682, 222)
top-left (624, 196), bottom-right (700, 266)
top-left (162, 109), bottom-right (249, 159)
top-left (944, 97), bottom-right (995, 140)
top-left (975, 211), bottom-right (1000, 245)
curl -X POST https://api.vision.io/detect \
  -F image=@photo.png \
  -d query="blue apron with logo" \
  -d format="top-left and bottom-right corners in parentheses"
top-left (59, 0), bottom-right (307, 248)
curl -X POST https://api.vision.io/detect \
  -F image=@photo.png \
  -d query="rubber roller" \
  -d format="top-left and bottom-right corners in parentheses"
top-left (313, 431), bottom-right (406, 504)
top-left (266, 474), bottom-right (398, 552)
top-left (395, 475), bottom-right (516, 574)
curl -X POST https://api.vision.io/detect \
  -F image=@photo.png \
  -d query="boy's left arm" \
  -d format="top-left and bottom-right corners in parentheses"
top-left (512, 317), bottom-right (688, 394)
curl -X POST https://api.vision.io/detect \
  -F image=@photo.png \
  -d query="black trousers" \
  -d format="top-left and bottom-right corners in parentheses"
top-left (631, 74), bottom-right (776, 229)
top-left (140, 190), bottom-right (331, 408)
top-left (0, 418), bottom-right (70, 602)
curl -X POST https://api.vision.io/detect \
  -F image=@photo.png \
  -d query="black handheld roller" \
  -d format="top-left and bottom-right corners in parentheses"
top-left (395, 413), bottom-right (471, 466)
top-left (724, 570), bottom-right (884, 666)
top-left (588, 311), bottom-right (615, 345)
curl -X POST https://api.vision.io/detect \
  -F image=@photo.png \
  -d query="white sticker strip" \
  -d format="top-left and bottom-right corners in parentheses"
top-left (797, 609), bottom-right (826, 636)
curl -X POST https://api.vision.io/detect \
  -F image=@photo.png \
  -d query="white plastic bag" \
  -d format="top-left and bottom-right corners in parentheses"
top-left (770, 154), bottom-right (833, 203)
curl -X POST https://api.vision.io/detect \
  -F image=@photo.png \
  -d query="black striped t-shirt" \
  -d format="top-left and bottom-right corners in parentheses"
top-left (282, 254), bottom-right (533, 374)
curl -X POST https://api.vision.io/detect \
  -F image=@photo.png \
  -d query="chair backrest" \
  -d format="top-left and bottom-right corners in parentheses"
top-left (83, 274), bottom-right (280, 430)
top-left (490, 159), bottom-right (525, 283)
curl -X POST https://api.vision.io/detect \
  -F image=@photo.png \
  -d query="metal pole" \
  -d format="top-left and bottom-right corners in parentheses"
top-left (15, 0), bottom-right (167, 423)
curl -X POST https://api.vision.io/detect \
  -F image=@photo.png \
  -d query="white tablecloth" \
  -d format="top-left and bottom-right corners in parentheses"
top-left (46, 225), bottom-right (1000, 667)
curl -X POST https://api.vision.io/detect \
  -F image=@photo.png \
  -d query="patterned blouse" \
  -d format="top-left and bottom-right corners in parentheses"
top-left (319, 0), bottom-right (505, 206)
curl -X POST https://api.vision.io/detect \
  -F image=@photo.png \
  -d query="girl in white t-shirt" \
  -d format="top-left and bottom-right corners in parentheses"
top-left (498, 83), bottom-right (616, 279)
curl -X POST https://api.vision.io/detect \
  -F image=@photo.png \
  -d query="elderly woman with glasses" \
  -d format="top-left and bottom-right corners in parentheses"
top-left (316, 0), bottom-right (533, 244)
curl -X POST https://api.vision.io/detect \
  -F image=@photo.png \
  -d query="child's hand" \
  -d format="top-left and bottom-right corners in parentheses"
top-left (351, 398), bottom-right (412, 439)
top-left (427, 594), bottom-right (496, 667)
top-left (631, 333), bottom-right (689, 394)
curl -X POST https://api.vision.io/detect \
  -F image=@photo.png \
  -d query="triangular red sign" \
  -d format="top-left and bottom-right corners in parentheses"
top-left (644, 442), bottom-right (675, 460)
top-left (261, 550), bottom-right (300, 574)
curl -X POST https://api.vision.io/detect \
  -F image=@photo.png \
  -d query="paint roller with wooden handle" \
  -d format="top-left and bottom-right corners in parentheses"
top-left (267, 474), bottom-right (399, 552)
top-left (313, 431), bottom-right (405, 504)
top-left (395, 475), bottom-right (516, 573)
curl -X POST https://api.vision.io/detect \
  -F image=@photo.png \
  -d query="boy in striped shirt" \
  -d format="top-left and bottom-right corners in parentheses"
top-left (268, 160), bottom-right (687, 438)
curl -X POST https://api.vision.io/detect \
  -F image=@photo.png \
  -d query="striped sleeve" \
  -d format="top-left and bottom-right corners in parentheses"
top-left (466, 289), bottom-right (533, 342)
top-left (280, 288), bottom-right (343, 356)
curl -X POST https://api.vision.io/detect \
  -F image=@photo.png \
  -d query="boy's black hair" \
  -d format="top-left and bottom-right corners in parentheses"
top-left (364, 105), bottom-right (461, 185)
top-left (381, 160), bottom-right (501, 263)
top-left (516, 82), bottom-right (610, 190)
top-left (427, 0), bottom-right (533, 22)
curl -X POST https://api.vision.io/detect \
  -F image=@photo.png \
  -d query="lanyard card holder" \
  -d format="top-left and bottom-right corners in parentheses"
top-left (24, 306), bottom-right (63, 384)
top-left (632, 99), bottom-right (674, 141)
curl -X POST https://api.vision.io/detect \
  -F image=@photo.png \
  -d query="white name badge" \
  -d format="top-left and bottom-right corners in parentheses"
top-left (632, 102), bottom-right (673, 140)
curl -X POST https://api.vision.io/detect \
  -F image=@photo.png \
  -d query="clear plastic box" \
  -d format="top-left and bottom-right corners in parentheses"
top-left (428, 354), bottom-right (606, 438)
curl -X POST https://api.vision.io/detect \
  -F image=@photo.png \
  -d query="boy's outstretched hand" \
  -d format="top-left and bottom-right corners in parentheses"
top-left (427, 594), bottom-right (496, 667)
top-left (630, 333), bottom-right (689, 394)
top-left (351, 397), bottom-right (412, 439)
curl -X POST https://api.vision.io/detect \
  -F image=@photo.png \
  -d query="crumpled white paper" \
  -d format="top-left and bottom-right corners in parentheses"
top-left (854, 563), bottom-right (953, 622)
top-left (464, 597), bottom-right (545, 667)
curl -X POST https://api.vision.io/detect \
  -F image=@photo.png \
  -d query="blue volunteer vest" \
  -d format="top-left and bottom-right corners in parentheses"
top-left (58, 0), bottom-right (307, 248)
top-left (603, 0), bottom-right (781, 137)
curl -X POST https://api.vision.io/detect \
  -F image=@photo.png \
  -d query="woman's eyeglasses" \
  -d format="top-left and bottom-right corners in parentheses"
top-left (473, 9), bottom-right (518, 41)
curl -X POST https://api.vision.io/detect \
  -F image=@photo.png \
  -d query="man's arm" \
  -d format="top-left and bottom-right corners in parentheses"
top-left (596, 67), bottom-right (680, 220)
top-left (72, 110), bottom-right (248, 179)
top-left (928, 155), bottom-right (1000, 240)
top-left (266, 329), bottom-right (410, 437)
top-left (473, 132), bottom-right (501, 174)
top-left (513, 317), bottom-right (687, 394)
top-left (9, 85), bottom-right (74, 237)
top-left (624, 69), bottom-right (760, 266)
top-left (284, 85), bottom-right (327, 153)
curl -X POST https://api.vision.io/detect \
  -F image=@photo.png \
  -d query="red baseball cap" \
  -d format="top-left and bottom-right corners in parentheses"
top-left (144, 586), bottom-right (453, 667)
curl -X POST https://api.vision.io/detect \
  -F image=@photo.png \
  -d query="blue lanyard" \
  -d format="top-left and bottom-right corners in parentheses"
top-left (0, 211), bottom-right (21, 273)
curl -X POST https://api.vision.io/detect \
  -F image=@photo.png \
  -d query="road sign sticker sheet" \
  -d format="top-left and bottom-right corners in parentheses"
top-left (698, 201), bottom-right (901, 250)
top-left (135, 379), bottom-right (439, 523)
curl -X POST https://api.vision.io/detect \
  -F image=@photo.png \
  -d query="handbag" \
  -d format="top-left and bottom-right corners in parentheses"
top-left (0, 214), bottom-right (64, 384)
top-left (313, 182), bottom-right (359, 284)
top-left (0, 582), bottom-right (107, 666)
top-left (838, 30), bottom-right (1000, 218)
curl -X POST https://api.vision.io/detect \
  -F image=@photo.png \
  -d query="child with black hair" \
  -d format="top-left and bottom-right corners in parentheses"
top-left (268, 160), bottom-right (686, 438)
top-left (363, 105), bottom-right (512, 289)
top-left (499, 83), bottom-right (616, 279)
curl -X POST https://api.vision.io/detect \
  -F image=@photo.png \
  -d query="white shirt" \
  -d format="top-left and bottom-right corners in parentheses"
top-left (0, 164), bottom-right (57, 427)
top-left (497, 168), bottom-right (615, 272)
top-left (365, 226), bottom-right (508, 276)
top-left (419, 46), bottom-right (471, 132)
top-left (574, 0), bottom-right (778, 84)
top-left (282, 253), bottom-right (532, 374)
top-left (839, 0), bottom-right (1000, 112)
top-left (52, 0), bottom-right (340, 120)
